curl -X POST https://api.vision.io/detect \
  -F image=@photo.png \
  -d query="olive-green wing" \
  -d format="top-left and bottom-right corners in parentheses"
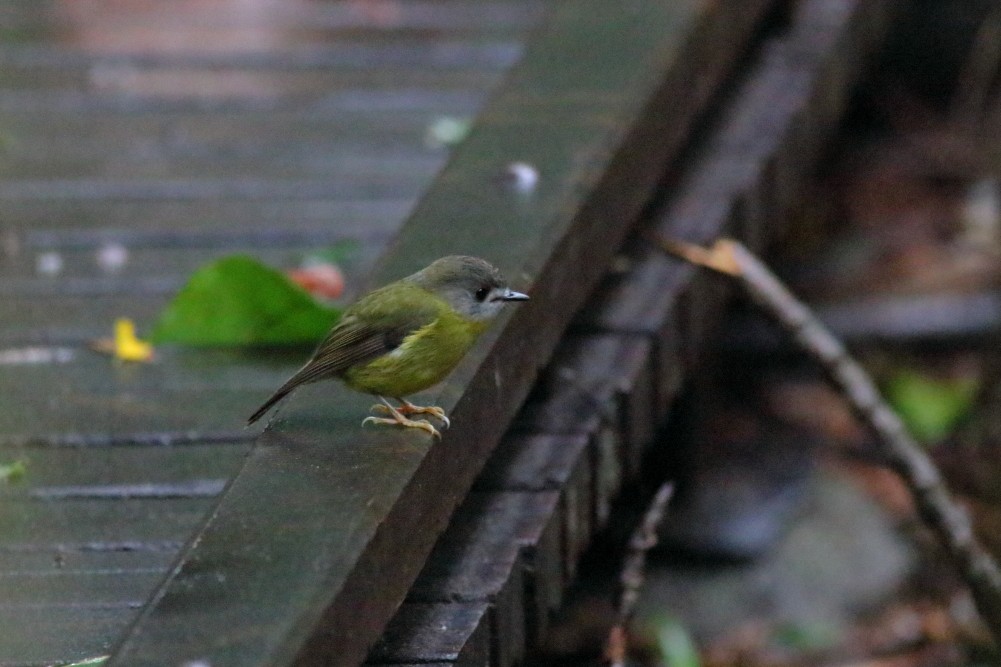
top-left (247, 284), bottom-right (440, 424)
top-left (287, 317), bottom-right (411, 385)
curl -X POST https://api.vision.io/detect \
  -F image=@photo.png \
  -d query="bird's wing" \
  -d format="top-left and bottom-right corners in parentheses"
top-left (246, 283), bottom-right (441, 424)
top-left (285, 284), bottom-right (441, 386)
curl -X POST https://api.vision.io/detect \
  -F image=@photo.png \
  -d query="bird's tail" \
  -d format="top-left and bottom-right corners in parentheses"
top-left (247, 386), bottom-right (294, 425)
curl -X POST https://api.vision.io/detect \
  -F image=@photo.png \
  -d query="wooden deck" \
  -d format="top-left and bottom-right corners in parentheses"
top-left (0, 0), bottom-right (897, 665)
top-left (0, 2), bottom-right (541, 664)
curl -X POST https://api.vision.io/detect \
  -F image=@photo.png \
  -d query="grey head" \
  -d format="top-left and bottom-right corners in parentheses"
top-left (407, 255), bottom-right (529, 320)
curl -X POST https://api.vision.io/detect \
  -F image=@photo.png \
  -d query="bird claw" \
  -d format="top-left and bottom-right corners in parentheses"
top-left (361, 415), bottom-right (441, 439)
top-left (369, 401), bottom-right (450, 429)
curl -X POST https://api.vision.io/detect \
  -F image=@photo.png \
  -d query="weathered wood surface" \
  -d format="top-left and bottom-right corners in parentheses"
top-left (0, 2), bottom-right (542, 665)
top-left (366, 0), bottom-right (899, 662)
top-left (108, 1), bottom-right (782, 665)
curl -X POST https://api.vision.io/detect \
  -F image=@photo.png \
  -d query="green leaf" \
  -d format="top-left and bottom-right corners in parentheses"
top-left (0, 458), bottom-right (26, 484)
top-left (885, 368), bottom-right (978, 443)
top-left (654, 616), bottom-right (700, 667)
top-left (151, 255), bottom-right (340, 346)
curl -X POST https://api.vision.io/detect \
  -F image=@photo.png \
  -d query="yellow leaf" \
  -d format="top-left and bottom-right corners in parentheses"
top-left (114, 318), bottom-right (154, 362)
top-left (91, 318), bottom-right (154, 362)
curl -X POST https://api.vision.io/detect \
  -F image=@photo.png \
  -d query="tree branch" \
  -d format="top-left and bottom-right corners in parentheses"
top-left (604, 482), bottom-right (675, 666)
top-left (651, 234), bottom-right (1001, 644)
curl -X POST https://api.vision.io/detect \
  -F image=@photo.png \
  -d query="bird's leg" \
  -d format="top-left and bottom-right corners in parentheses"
top-left (362, 397), bottom-right (441, 438)
top-left (369, 397), bottom-right (450, 429)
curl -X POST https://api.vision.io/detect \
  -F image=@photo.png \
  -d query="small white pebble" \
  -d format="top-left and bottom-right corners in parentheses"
top-left (96, 242), bottom-right (129, 272)
top-left (424, 116), bottom-right (471, 148)
top-left (180, 660), bottom-right (212, 667)
top-left (36, 251), bottom-right (63, 276)
top-left (504, 161), bottom-right (539, 193)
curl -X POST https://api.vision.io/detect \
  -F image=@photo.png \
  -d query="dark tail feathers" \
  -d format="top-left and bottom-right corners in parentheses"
top-left (247, 386), bottom-right (294, 425)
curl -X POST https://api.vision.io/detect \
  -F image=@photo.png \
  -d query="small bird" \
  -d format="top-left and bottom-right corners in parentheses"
top-left (247, 255), bottom-right (529, 437)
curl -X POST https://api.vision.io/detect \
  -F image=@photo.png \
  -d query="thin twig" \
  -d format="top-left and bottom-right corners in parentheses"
top-left (604, 481), bottom-right (675, 666)
top-left (650, 234), bottom-right (1001, 645)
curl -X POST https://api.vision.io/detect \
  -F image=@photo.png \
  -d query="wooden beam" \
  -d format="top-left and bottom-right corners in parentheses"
top-left (107, 1), bottom-right (777, 665)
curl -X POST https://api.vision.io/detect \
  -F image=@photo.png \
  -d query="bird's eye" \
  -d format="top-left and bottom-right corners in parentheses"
top-left (474, 286), bottom-right (490, 302)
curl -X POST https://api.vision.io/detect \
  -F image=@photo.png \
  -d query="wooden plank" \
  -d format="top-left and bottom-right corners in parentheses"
top-left (572, 240), bottom-right (687, 417)
top-left (0, 41), bottom-right (523, 73)
top-left (0, 607), bottom-right (130, 667)
top-left (0, 569), bottom-right (163, 606)
top-left (108, 2), bottom-right (778, 666)
top-left (514, 334), bottom-right (654, 484)
top-left (0, 499), bottom-right (212, 548)
top-left (0, 349), bottom-right (290, 443)
top-left (0, 444), bottom-right (247, 497)
top-left (366, 603), bottom-right (490, 666)
top-left (474, 434), bottom-right (591, 644)
top-left (404, 491), bottom-right (556, 667)
top-left (0, 1), bottom-right (543, 39)
top-left (0, 550), bottom-right (176, 576)
top-left (1, 197), bottom-right (411, 238)
top-left (0, 148), bottom-right (446, 183)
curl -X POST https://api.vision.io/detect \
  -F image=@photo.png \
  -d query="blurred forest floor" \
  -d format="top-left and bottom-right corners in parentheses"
top-left (541, 1), bottom-right (1001, 665)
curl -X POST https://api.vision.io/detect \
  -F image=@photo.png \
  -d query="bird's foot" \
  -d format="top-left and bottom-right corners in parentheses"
top-left (361, 413), bottom-right (441, 439)
top-left (369, 399), bottom-right (450, 429)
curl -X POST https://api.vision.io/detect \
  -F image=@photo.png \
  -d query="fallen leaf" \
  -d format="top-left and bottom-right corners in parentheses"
top-left (152, 255), bottom-right (339, 346)
top-left (90, 318), bottom-right (155, 362)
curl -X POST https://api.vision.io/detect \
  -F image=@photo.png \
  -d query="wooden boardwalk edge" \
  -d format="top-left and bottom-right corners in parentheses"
top-left (366, 0), bottom-right (899, 663)
top-left (107, 1), bottom-right (780, 665)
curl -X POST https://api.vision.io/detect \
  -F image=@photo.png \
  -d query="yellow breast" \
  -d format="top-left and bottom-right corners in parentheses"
top-left (343, 310), bottom-right (488, 398)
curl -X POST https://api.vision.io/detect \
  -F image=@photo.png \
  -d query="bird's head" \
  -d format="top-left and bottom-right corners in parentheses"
top-left (409, 255), bottom-right (529, 321)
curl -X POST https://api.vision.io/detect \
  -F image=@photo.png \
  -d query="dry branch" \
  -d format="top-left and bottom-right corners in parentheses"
top-left (604, 481), bottom-right (675, 666)
top-left (651, 234), bottom-right (1001, 645)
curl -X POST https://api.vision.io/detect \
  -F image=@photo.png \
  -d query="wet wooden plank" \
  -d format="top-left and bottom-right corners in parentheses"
top-left (474, 434), bottom-right (591, 643)
top-left (0, 545), bottom-right (179, 666)
top-left (108, 1), bottom-right (777, 665)
top-left (0, 498), bottom-right (212, 548)
top-left (0, 0), bottom-right (543, 40)
top-left (0, 444), bottom-right (249, 494)
top-left (0, 348), bottom-right (291, 442)
top-left (366, 602), bottom-right (490, 666)
top-left (0, 41), bottom-right (523, 74)
top-left (0, 145), bottom-right (447, 182)
top-left (0, 569), bottom-right (163, 606)
top-left (0, 550), bottom-right (176, 575)
top-left (403, 492), bottom-right (553, 667)
top-left (572, 241), bottom-right (687, 417)
top-left (515, 334), bottom-right (655, 484)
top-left (0, 607), bottom-right (130, 667)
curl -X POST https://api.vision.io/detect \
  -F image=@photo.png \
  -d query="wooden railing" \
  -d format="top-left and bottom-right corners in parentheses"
top-left (107, 1), bottom-right (785, 665)
top-left (366, 0), bottom-right (899, 662)
top-left (0, 0), bottom-right (900, 664)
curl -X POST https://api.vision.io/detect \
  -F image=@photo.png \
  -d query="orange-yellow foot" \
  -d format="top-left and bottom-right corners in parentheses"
top-left (362, 398), bottom-right (441, 438)
top-left (369, 398), bottom-right (450, 429)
